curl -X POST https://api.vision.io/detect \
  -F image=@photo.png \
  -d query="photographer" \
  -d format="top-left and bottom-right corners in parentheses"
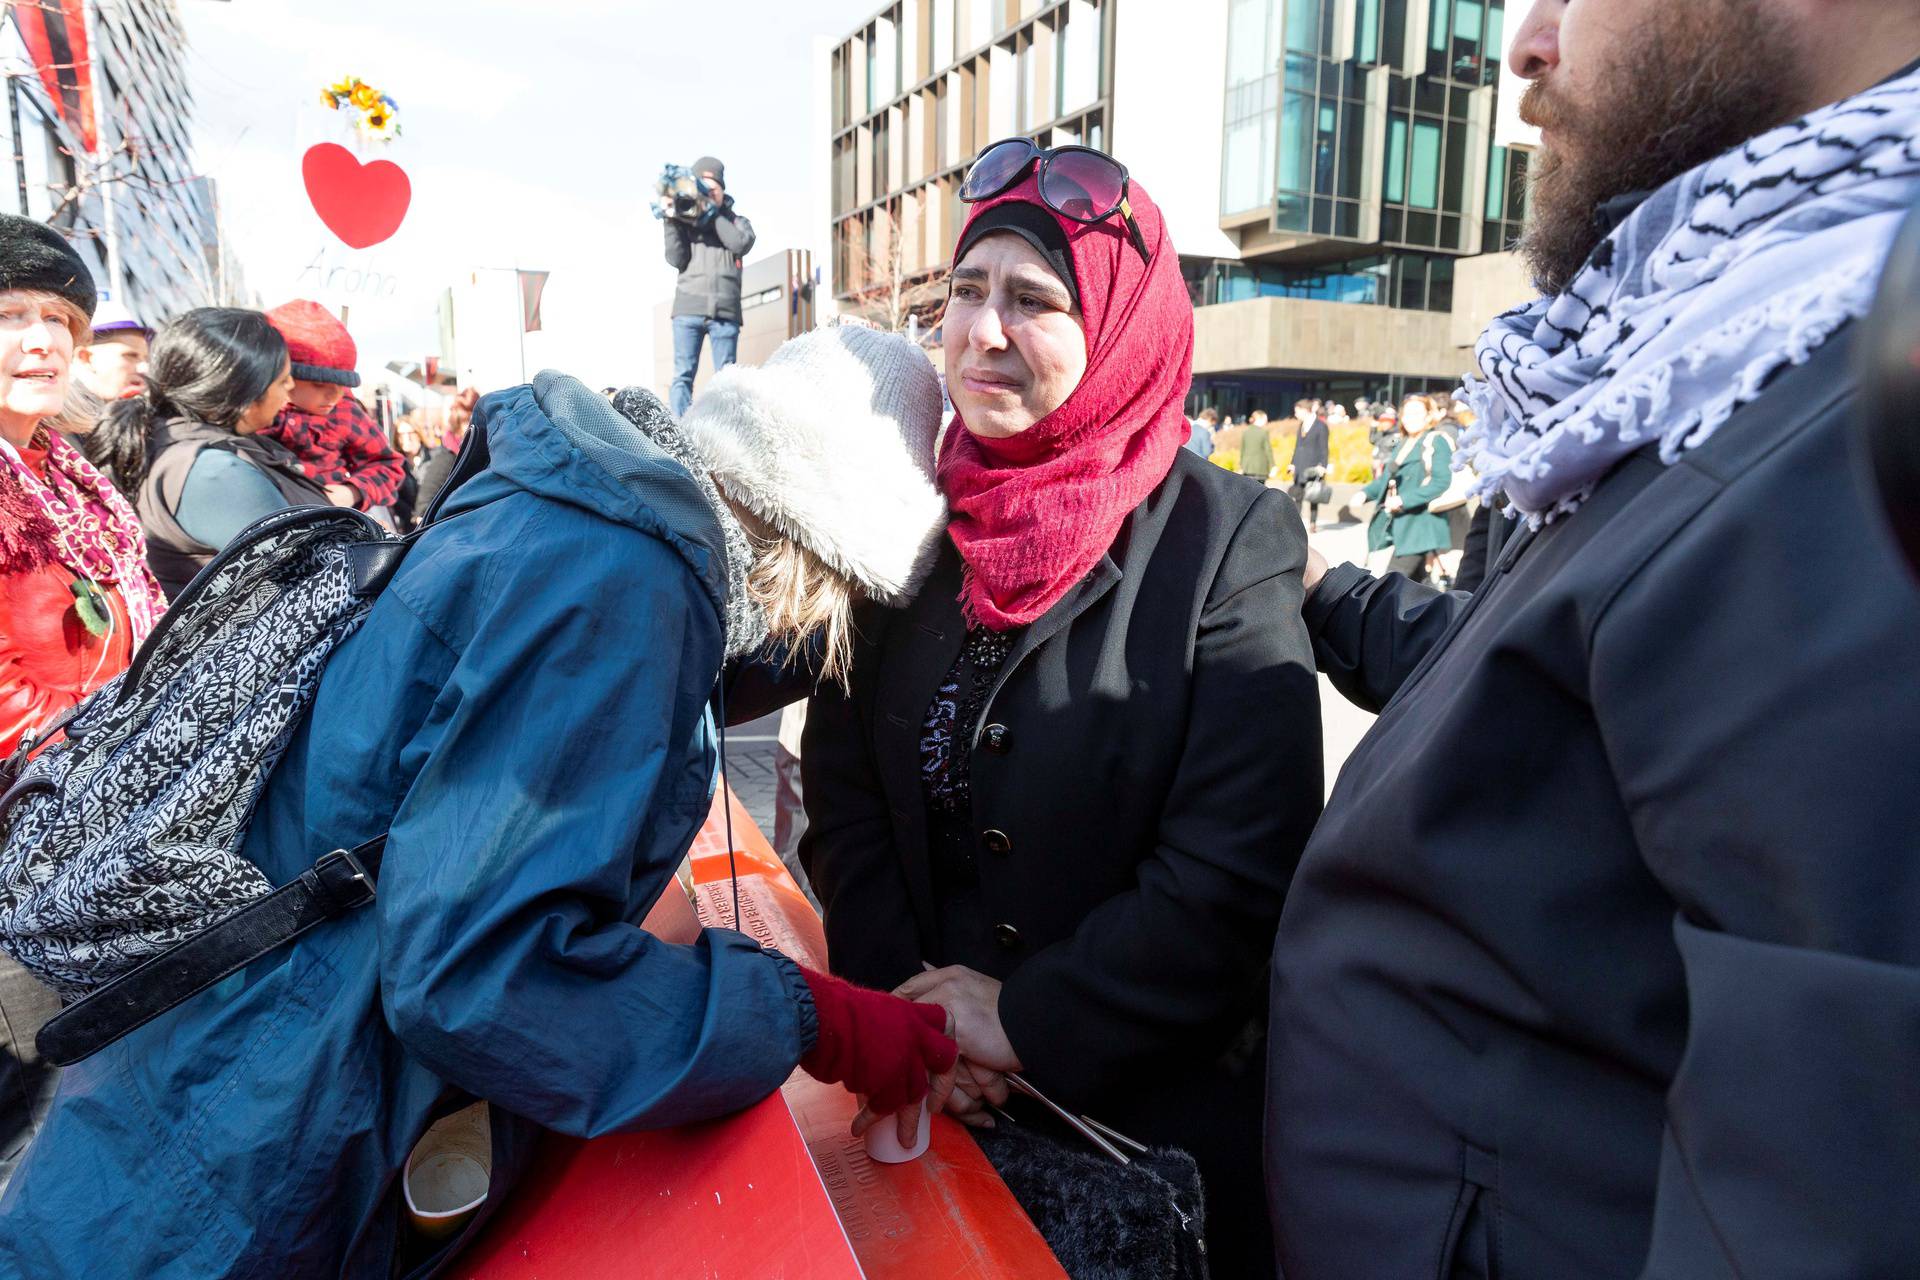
top-left (664, 155), bottom-right (756, 417)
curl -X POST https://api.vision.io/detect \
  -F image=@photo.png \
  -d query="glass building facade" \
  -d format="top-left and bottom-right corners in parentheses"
top-left (0, 0), bottom-right (240, 321)
top-left (828, 0), bottom-right (1113, 310)
top-left (1221, 0), bottom-right (1528, 270)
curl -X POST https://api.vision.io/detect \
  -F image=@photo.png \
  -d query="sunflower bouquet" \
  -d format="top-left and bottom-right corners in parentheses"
top-left (321, 76), bottom-right (401, 142)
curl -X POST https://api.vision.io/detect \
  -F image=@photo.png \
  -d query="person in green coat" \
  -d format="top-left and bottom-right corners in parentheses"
top-left (1362, 394), bottom-right (1453, 581)
top-left (1238, 408), bottom-right (1275, 482)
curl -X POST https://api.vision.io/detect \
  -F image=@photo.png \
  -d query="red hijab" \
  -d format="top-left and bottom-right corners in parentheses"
top-left (938, 174), bottom-right (1193, 631)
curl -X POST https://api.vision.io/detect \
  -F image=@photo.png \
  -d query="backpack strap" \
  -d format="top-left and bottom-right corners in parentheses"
top-left (35, 836), bottom-right (386, 1067)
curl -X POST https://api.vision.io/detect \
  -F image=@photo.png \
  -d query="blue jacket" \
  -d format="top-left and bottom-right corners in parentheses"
top-left (1, 374), bottom-right (817, 1279)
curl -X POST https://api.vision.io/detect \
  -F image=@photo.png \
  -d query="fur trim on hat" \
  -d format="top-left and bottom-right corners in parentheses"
top-left (0, 214), bottom-right (96, 321)
top-left (678, 324), bottom-right (947, 607)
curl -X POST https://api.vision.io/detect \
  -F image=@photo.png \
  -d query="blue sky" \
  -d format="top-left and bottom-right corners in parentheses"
top-left (181, 0), bottom-right (879, 387)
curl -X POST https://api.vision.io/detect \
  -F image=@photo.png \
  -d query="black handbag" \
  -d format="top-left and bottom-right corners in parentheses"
top-left (971, 1102), bottom-right (1209, 1280)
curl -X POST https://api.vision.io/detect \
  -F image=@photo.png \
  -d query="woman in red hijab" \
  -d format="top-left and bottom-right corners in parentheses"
top-left (801, 142), bottom-right (1321, 1275)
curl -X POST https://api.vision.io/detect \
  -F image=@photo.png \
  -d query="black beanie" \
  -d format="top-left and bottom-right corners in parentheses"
top-left (693, 155), bottom-right (726, 187)
top-left (952, 200), bottom-right (1080, 310)
top-left (0, 214), bottom-right (96, 321)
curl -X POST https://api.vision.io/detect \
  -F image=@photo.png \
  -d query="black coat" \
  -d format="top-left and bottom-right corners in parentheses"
top-left (1294, 416), bottom-right (1331, 474)
top-left (802, 450), bottom-right (1322, 1270)
top-left (1267, 326), bottom-right (1920, 1278)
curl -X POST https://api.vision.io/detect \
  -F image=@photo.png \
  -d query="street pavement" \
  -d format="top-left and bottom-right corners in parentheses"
top-left (721, 712), bottom-right (786, 837)
top-left (723, 495), bottom-right (1386, 834)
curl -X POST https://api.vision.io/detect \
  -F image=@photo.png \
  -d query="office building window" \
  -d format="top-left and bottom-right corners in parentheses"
top-left (963, 0), bottom-right (996, 54)
top-left (934, 0), bottom-right (955, 69)
top-left (1481, 142), bottom-right (1529, 250)
top-left (1272, 6), bottom-right (1367, 236)
top-left (1193, 249), bottom-right (1458, 311)
top-left (1221, 0), bottom-right (1281, 215)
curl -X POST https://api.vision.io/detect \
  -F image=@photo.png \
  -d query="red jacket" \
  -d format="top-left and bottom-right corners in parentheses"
top-left (0, 449), bottom-right (134, 757)
top-left (261, 393), bottom-right (403, 509)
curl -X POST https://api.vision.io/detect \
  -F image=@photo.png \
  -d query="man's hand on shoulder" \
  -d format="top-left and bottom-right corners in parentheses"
top-left (1304, 544), bottom-right (1329, 596)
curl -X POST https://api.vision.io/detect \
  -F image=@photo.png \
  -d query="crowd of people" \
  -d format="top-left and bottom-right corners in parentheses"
top-left (1, 1), bottom-right (1918, 1277)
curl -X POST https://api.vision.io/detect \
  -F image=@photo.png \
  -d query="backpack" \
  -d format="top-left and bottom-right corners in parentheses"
top-left (0, 433), bottom-right (491, 1066)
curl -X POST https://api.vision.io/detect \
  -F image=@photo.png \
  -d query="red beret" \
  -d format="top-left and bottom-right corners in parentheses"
top-left (266, 299), bottom-right (360, 387)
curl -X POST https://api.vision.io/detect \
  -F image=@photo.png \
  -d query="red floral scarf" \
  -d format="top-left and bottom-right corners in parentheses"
top-left (0, 426), bottom-right (166, 640)
top-left (937, 175), bottom-right (1194, 630)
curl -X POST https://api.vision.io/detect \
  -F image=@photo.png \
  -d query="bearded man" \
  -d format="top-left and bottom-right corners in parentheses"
top-left (1265, 1), bottom-right (1920, 1276)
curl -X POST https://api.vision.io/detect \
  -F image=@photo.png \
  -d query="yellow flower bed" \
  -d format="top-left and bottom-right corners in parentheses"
top-left (1330, 422), bottom-right (1375, 484)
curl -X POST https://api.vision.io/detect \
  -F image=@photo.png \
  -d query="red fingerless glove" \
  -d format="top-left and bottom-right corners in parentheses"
top-left (799, 967), bottom-right (958, 1114)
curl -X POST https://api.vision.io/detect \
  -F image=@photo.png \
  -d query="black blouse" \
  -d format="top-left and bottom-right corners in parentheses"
top-left (917, 626), bottom-right (1018, 953)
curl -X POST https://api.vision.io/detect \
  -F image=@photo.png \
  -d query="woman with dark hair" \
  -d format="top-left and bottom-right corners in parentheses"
top-left (86, 307), bottom-right (320, 596)
top-left (800, 142), bottom-right (1321, 1275)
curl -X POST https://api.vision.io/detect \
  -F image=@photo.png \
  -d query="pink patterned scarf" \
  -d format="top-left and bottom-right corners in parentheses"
top-left (0, 426), bottom-right (166, 640)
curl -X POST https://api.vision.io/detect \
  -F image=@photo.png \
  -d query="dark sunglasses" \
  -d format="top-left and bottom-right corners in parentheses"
top-left (959, 138), bottom-right (1151, 267)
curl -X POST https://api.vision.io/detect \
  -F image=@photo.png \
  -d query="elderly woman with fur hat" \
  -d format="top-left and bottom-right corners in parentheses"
top-left (0, 215), bottom-right (165, 1194)
top-left (1, 326), bottom-right (960, 1280)
top-left (799, 142), bottom-right (1323, 1275)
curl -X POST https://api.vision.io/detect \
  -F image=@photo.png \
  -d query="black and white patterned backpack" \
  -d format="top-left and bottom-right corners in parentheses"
top-left (0, 502), bottom-right (413, 1062)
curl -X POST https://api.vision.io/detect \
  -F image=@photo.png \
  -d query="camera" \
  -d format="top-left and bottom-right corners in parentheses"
top-left (650, 164), bottom-right (712, 223)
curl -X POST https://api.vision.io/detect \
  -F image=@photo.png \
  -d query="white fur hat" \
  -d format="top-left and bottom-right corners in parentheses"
top-left (678, 323), bottom-right (947, 606)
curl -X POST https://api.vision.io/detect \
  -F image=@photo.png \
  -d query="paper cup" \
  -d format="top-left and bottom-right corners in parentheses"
top-left (863, 1097), bottom-right (932, 1164)
top-left (404, 1101), bottom-right (493, 1240)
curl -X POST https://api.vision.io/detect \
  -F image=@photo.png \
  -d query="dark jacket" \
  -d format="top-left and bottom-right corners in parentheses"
top-left (1, 374), bottom-right (817, 1279)
top-left (802, 450), bottom-right (1322, 1271)
top-left (138, 418), bottom-right (329, 597)
top-left (664, 201), bottom-right (757, 324)
top-left (1293, 415), bottom-right (1330, 474)
top-left (1266, 325), bottom-right (1920, 1278)
top-left (1363, 428), bottom-right (1453, 556)
top-left (1238, 420), bottom-right (1275, 478)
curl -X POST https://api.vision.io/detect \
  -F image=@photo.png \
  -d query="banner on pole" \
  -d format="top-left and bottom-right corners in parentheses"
top-left (518, 270), bottom-right (549, 333)
top-left (12, 0), bottom-right (97, 154)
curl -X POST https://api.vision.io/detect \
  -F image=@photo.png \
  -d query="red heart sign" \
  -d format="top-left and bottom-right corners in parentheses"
top-left (301, 143), bottom-right (411, 250)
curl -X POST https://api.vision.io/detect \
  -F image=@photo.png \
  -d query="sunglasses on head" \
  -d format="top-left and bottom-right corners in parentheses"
top-left (960, 138), bottom-right (1152, 267)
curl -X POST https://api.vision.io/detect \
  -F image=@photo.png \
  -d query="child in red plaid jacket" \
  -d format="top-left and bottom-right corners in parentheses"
top-left (260, 300), bottom-right (403, 510)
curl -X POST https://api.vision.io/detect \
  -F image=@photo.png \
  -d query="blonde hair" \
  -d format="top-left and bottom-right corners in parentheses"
top-left (745, 529), bottom-right (859, 687)
top-left (726, 497), bottom-right (860, 687)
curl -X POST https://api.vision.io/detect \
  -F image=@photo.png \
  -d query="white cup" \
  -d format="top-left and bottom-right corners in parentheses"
top-left (863, 1097), bottom-right (932, 1164)
top-left (403, 1101), bottom-right (493, 1240)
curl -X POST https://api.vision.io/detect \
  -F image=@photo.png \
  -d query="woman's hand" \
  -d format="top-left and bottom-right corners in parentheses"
top-left (1385, 495), bottom-right (1404, 514)
top-left (1304, 543), bottom-right (1330, 595)
top-left (942, 1057), bottom-right (1011, 1129)
top-left (894, 966), bottom-right (1021, 1073)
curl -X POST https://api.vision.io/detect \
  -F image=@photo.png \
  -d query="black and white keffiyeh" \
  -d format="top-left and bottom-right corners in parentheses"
top-left (1460, 67), bottom-right (1920, 525)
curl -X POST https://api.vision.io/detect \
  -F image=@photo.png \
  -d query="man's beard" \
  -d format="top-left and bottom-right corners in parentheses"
top-left (1517, 0), bottom-right (1801, 296)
